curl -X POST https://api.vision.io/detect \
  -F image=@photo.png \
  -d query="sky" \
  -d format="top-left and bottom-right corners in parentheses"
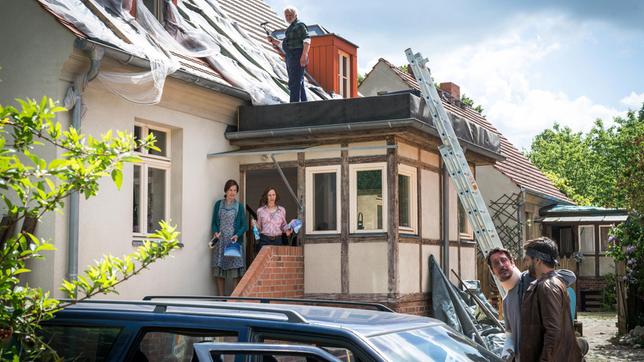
top-left (265, 0), bottom-right (644, 150)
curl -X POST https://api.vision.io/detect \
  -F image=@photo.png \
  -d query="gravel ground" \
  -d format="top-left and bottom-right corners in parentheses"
top-left (577, 312), bottom-right (644, 361)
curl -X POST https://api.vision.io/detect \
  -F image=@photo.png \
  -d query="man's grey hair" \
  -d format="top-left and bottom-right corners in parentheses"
top-left (284, 6), bottom-right (299, 18)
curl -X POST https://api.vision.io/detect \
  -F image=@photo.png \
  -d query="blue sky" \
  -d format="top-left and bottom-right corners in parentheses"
top-left (265, 0), bottom-right (644, 149)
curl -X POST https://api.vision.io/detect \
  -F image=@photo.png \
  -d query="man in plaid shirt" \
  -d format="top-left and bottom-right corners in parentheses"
top-left (268, 6), bottom-right (311, 102)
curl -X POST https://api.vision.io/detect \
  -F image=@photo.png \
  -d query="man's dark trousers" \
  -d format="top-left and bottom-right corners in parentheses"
top-left (285, 48), bottom-right (307, 102)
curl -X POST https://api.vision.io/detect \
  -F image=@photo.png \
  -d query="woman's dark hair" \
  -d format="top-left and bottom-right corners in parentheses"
top-left (259, 186), bottom-right (280, 207)
top-left (223, 179), bottom-right (239, 193)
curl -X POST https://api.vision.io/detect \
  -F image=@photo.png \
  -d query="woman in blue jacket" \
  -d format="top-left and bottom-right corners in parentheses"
top-left (210, 179), bottom-right (247, 295)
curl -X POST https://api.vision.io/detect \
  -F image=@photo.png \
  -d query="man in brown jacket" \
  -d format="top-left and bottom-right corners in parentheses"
top-left (520, 238), bottom-right (582, 362)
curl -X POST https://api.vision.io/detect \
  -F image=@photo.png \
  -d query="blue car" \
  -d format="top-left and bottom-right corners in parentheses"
top-left (42, 296), bottom-right (501, 361)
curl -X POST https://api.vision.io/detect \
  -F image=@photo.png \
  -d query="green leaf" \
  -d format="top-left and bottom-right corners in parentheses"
top-left (111, 169), bottom-right (123, 189)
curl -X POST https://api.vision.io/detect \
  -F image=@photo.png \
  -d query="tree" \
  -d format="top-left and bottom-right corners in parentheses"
top-left (526, 104), bottom-right (644, 211)
top-left (0, 97), bottom-right (180, 360)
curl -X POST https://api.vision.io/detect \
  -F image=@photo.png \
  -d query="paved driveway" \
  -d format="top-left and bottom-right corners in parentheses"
top-left (577, 312), bottom-right (644, 361)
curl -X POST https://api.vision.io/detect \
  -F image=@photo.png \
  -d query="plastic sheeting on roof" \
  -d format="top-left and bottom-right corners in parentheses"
top-left (41, 0), bottom-right (328, 105)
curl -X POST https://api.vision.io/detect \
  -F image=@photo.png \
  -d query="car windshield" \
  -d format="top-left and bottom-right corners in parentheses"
top-left (369, 325), bottom-right (500, 361)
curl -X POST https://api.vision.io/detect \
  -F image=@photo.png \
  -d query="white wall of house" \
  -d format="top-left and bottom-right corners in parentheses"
top-left (1, 0), bottom-right (249, 298)
top-left (358, 62), bottom-right (411, 96)
top-left (1, 1), bottom-right (78, 296)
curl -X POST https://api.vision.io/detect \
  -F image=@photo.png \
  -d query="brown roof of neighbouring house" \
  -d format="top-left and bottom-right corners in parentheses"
top-left (375, 58), bottom-right (572, 204)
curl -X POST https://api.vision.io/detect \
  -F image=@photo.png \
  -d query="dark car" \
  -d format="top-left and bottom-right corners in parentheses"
top-left (41, 296), bottom-right (501, 361)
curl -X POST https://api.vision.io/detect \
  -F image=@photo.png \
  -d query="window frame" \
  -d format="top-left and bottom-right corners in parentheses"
top-left (397, 164), bottom-right (417, 234)
top-left (599, 224), bottom-right (613, 253)
top-left (305, 165), bottom-right (341, 235)
top-left (457, 199), bottom-right (473, 240)
top-left (578, 224), bottom-right (596, 254)
top-left (338, 50), bottom-right (350, 98)
top-left (133, 122), bottom-right (171, 239)
top-left (350, 162), bottom-right (388, 234)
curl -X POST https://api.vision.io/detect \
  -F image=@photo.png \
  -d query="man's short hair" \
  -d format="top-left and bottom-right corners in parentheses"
top-left (524, 237), bottom-right (559, 267)
top-left (486, 247), bottom-right (513, 268)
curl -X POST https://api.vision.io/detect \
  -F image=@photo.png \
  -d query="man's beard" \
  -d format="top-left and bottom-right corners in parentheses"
top-left (528, 261), bottom-right (536, 277)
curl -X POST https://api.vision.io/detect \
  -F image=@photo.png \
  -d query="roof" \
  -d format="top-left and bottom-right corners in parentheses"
top-left (37, 0), bottom-right (329, 105)
top-left (60, 299), bottom-right (441, 337)
top-left (539, 204), bottom-right (629, 222)
top-left (373, 58), bottom-right (572, 204)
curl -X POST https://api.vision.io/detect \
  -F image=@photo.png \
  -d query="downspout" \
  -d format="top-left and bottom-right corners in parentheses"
top-left (441, 161), bottom-right (450, 270)
top-left (65, 39), bottom-right (104, 280)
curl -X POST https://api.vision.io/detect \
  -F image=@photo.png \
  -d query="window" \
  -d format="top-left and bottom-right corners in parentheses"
top-left (458, 200), bottom-right (472, 239)
top-left (338, 51), bottom-right (350, 98)
top-left (398, 164), bottom-right (417, 233)
top-left (600, 225), bottom-right (613, 252)
top-left (556, 226), bottom-right (574, 257)
top-left (133, 123), bottom-right (171, 237)
top-left (305, 166), bottom-right (341, 234)
top-left (40, 325), bottom-right (122, 361)
top-left (141, 0), bottom-right (166, 22)
top-left (350, 163), bottom-right (387, 233)
top-left (525, 211), bottom-right (534, 239)
top-left (257, 334), bottom-right (359, 362)
top-left (133, 329), bottom-right (237, 362)
top-left (579, 225), bottom-right (595, 254)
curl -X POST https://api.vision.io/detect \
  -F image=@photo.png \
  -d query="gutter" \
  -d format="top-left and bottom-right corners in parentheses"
top-left (83, 38), bottom-right (252, 102)
top-left (65, 39), bottom-right (104, 280)
top-left (521, 187), bottom-right (574, 206)
top-left (225, 119), bottom-right (505, 161)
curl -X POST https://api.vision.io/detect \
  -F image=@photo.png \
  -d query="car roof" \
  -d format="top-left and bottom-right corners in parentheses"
top-left (59, 299), bottom-right (443, 337)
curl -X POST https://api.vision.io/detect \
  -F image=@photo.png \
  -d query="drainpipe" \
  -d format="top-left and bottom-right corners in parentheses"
top-left (65, 39), bottom-right (103, 280)
top-left (441, 161), bottom-right (450, 270)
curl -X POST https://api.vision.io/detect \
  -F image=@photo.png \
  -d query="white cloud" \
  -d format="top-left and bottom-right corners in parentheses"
top-left (620, 91), bottom-right (644, 109)
top-left (423, 15), bottom-right (623, 149)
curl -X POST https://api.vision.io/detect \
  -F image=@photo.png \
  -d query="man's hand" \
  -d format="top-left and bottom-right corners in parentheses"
top-left (501, 349), bottom-right (515, 362)
top-left (231, 235), bottom-right (238, 242)
top-left (267, 36), bottom-right (279, 47)
top-left (299, 53), bottom-right (308, 67)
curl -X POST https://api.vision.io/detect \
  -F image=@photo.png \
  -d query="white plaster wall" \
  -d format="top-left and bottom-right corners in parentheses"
top-left (460, 247), bottom-right (477, 280)
top-left (358, 62), bottom-right (411, 96)
top-left (348, 140), bottom-right (387, 157)
top-left (0, 1), bottom-right (77, 293)
top-left (304, 243), bottom-right (341, 293)
top-left (420, 170), bottom-right (440, 240)
top-left (449, 246), bottom-right (459, 284)
top-left (398, 243), bottom-right (420, 294)
top-left (398, 143), bottom-right (418, 160)
top-left (449, 181), bottom-right (459, 241)
top-left (349, 242), bottom-right (388, 293)
top-left (420, 150), bottom-right (440, 168)
top-left (421, 244), bottom-right (441, 293)
top-left (305, 144), bottom-right (341, 160)
top-left (476, 165), bottom-right (520, 211)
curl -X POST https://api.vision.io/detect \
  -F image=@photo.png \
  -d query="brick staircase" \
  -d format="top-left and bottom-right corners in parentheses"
top-left (232, 246), bottom-right (304, 298)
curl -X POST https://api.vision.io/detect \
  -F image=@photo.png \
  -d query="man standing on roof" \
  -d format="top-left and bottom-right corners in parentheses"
top-left (487, 246), bottom-right (579, 361)
top-left (268, 6), bottom-right (310, 102)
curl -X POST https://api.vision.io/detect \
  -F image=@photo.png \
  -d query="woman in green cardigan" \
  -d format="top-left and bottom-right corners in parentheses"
top-left (210, 179), bottom-right (247, 295)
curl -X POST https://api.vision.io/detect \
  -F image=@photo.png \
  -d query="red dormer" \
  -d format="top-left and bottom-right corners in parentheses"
top-left (306, 25), bottom-right (359, 98)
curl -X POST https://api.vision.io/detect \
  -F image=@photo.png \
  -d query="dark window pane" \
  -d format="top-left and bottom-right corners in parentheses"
top-left (357, 170), bottom-right (382, 230)
top-left (133, 165), bottom-right (141, 233)
top-left (313, 173), bottom-right (336, 231)
top-left (600, 227), bottom-right (610, 251)
top-left (398, 174), bottom-right (410, 228)
top-left (40, 325), bottom-right (121, 361)
top-left (134, 126), bottom-right (142, 153)
top-left (148, 129), bottom-right (168, 157)
top-left (147, 167), bottom-right (166, 232)
top-left (458, 200), bottom-right (467, 234)
top-left (138, 331), bottom-right (236, 362)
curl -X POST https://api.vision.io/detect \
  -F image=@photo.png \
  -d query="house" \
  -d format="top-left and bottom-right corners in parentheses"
top-left (1, 0), bottom-right (504, 314)
top-left (540, 205), bottom-right (628, 311)
top-left (359, 58), bottom-right (574, 295)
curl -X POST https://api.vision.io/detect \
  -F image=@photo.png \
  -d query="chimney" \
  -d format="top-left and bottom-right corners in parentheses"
top-left (439, 82), bottom-right (460, 100)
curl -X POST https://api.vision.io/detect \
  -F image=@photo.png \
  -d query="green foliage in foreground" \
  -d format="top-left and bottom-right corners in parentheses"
top-left (0, 97), bottom-right (180, 360)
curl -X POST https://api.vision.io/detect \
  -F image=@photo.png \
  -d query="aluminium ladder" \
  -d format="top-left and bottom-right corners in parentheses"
top-left (405, 48), bottom-right (507, 298)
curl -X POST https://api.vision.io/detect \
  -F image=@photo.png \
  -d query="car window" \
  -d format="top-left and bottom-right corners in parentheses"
top-left (259, 337), bottom-right (357, 362)
top-left (40, 325), bottom-right (122, 361)
top-left (369, 325), bottom-right (501, 361)
top-left (132, 330), bottom-right (238, 362)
